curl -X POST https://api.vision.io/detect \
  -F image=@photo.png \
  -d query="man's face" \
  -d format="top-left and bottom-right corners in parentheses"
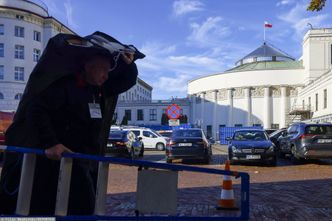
top-left (84, 56), bottom-right (111, 86)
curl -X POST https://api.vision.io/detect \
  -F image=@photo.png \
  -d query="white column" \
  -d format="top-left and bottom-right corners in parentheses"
top-left (191, 94), bottom-right (196, 126)
top-left (227, 89), bottom-right (233, 127)
top-left (212, 90), bottom-right (218, 140)
top-left (244, 88), bottom-right (252, 126)
top-left (201, 92), bottom-right (206, 129)
top-left (280, 86), bottom-right (288, 129)
top-left (264, 86), bottom-right (271, 129)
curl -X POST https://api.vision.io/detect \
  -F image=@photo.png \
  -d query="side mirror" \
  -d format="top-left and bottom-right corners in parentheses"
top-left (138, 137), bottom-right (142, 141)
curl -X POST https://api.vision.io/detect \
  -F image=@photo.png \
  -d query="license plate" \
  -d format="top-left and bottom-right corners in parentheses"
top-left (246, 155), bottom-right (261, 159)
top-left (178, 143), bottom-right (192, 147)
top-left (317, 139), bottom-right (332, 143)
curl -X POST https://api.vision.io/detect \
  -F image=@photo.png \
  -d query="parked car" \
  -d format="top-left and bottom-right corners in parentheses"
top-left (268, 128), bottom-right (287, 155)
top-left (227, 129), bottom-right (277, 166)
top-left (165, 128), bottom-right (212, 164)
top-left (265, 129), bottom-right (278, 135)
top-left (124, 127), bottom-right (167, 150)
top-left (106, 130), bottom-right (144, 159)
top-left (282, 122), bottom-right (332, 163)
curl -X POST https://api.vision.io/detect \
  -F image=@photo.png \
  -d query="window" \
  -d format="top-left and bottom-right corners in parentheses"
top-left (143, 131), bottom-right (157, 138)
top-left (0, 43), bottom-right (3, 57)
top-left (0, 93), bottom-right (3, 99)
top-left (14, 67), bottom-right (24, 81)
top-left (16, 15), bottom-right (24, 20)
top-left (234, 124), bottom-right (243, 127)
top-left (0, 65), bottom-right (3, 80)
top-left (14, 93), bottom-right (22, 100)
top-left (33, 31), bottom-right (41, 41)
top-left (14, 26), bottom-right (24, 37)
top-left (206, 125), bottom-right (212, 138)
top-left (15, 45), bottom-right (24, 59)
top-left (33, 49), bottom-right (40, 62)
top-left (324, 89), bottom-right (327, 109)
top-left (271, 124), bottom-right (279, 129)
top-left (315, 93), bottom-right (318, 111)
top-left (149, 109), bottom-right (157, 121)
top-left (302, 100), bottom-right (305, 109)
top-left (137, 109), bottom-right (144, 121)
top-left (124, 109), bottom-right (131, 121)
top-left (0, 24), bottom-right (4, 35)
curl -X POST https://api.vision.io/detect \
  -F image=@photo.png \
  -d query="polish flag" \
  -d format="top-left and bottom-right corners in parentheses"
top-left (264, 21), bottom-right (272, 28)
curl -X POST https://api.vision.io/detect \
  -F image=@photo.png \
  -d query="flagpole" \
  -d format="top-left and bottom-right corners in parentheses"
top-left (263, 24), bottom-right (266, 42)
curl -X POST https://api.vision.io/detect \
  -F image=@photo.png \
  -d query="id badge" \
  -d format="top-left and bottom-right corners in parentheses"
top-left (88, 103), bottom-right (102, 118)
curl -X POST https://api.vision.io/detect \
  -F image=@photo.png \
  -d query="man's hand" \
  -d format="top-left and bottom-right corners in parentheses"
top-left (121, 52), bottom-right (134, 64)
top-left (45, 144), bottom-right (73, 160)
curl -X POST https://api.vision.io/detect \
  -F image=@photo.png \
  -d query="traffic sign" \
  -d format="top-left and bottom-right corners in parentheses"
top-left (166, 104), bottom-right (181, 119)
top-left (168, 119), bottom-right (180, 126)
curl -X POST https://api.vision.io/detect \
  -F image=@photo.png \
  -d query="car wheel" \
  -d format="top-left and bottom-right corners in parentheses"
top-left (156, 143), bottom-right (165, 151)
top-left (268, 157), bottom-right (277, 166)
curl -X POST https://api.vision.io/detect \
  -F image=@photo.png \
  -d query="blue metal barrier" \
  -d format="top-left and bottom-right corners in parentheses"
top-left (0, 145), bottom-right (250, 220)
top-left (219, 127), bottom-right (263, 144)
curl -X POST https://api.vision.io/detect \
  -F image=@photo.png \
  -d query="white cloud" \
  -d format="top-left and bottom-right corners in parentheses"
top-left (172, 0), bottom-right (204, 16)
top-left (187, 17), bottom-right (231, 48)
top-left (64, 0), bottom-right (78, 30)
top-left (278, 3), bottom-right (330, 38)
top-left (276, 0), bottom-right (294, 7)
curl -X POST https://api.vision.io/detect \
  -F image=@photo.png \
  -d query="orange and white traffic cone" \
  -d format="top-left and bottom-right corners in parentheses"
top-left (216, 160), bottom-right (238, 210)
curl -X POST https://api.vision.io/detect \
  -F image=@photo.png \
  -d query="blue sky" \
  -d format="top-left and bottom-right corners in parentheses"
top-left (41, 0), bottom-right (332, 99)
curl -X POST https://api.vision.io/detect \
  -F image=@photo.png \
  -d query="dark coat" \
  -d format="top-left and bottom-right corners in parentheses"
top-left (0, 32), bottom-right (145, 215)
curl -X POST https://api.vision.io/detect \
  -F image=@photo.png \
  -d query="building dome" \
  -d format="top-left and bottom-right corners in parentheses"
top-left (235, 42), bottom-right (295, 66)
top-left (0, 0), bottom-right (48, 17)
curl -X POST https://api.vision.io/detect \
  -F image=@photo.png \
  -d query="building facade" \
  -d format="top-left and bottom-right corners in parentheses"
top-left (188, 28), bottom-right (332, 140)
top-left (0, 0), bottom-right (74, 111)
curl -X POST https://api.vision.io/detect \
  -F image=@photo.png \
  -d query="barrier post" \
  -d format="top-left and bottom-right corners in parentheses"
top-left (16, 153), bottom-right (37, 215)
top-left (94, 161), bottom-right (109, 215)
top-left (55, 157), bottom-right (73, 216)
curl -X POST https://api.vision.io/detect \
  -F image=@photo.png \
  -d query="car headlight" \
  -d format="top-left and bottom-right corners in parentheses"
top-left (232, 146), bottom-right (241, 153)
top-left (267, 146), bottom-right (275, 152)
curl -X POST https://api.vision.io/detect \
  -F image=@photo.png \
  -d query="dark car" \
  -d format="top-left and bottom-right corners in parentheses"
top-left (265, 129), bottom-right (278, 135)
top-left (268, 128), bottom-right (287, 155)
top-left (106, 130), bottom-right (144, 159)
top-left (228, 129), bottom-right (277, 166)
top-left (282, 122), bottom-right (332, 163)
top-left (165, 128), bottom-right (212, 164)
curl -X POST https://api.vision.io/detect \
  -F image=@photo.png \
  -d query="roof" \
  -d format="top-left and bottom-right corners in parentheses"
top-left (225, 60), bottom-right (303, 73)
top-left (236, 42), bottom-right (294, 65)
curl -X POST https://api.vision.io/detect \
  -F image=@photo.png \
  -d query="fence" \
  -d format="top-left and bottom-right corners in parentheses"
top-left (0, 145), bottom-right (250, 220)
top-left (219, 127), bottom-right (263, 144)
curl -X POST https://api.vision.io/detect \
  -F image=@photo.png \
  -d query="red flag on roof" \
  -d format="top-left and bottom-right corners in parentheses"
top-left (264, 21), bottom-right (272, 28)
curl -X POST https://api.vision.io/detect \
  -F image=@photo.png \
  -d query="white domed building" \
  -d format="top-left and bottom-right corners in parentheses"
top-left (188, 28), bottom-right (332, 140)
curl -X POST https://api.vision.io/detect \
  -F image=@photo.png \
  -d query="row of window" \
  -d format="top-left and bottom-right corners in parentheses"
top-left (124, 109), bottom-right (157, 121)
top-left (302, 89), bottom-right (328, 111)
top-left (0, 25), bottom-right (41, 41)
top-left (0, 92), bottom-right (22, 100)
top-left (0, 65), bottom-right (25, 81)
top-left (0, 43), bottom-right (41, 61)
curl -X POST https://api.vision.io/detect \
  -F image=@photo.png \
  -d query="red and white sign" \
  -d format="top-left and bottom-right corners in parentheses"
top-left (166, 104), bottom-right (181, 119)
top-left (264, 21), bottom-right (272, 28)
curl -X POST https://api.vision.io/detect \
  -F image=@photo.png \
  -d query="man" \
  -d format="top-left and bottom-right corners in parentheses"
top-left (0, 39), bottom-right (136, 215)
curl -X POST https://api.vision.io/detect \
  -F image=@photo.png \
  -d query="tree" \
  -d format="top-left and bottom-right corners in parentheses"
top-left (161, 113), bottom-right (168, 125)
top-left (121, 115), bottom-right (128, 125)
top-left (307, 0), bottom-right (326, 11)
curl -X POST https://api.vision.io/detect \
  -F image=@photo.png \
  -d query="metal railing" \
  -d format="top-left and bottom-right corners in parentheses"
top-left (0, 145), bottom-right (250, 220)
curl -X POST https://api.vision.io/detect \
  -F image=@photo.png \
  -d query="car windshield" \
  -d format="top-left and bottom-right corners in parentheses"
top-left (269, 129), bottom-right (284, 137)
top-left (305, 125), bottom-right (332, 135)
top-left (110, 131), bottom-right (126, 139)
top-left (173, 130), bottom-right (202, 138)
top-left (233, 131), bottom-right (267, 141)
